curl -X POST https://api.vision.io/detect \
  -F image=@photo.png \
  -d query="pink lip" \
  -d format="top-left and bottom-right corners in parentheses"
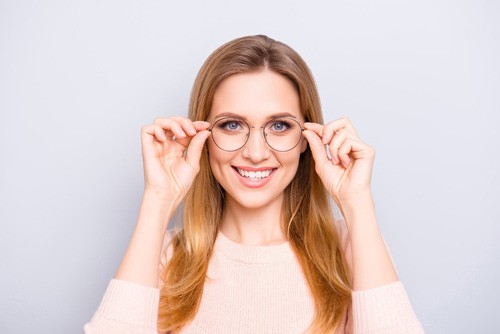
top-left (232, 166), bottom-right (276, 189)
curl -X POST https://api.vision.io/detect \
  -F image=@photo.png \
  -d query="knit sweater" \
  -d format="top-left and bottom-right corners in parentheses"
top-left (84, 227), bottom-right (424, 333)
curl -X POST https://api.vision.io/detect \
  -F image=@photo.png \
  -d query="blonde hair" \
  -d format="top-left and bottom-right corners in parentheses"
top-left (158, 35), bottom-right (352, 333)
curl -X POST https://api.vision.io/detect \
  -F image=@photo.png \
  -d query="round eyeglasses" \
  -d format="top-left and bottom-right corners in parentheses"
top-left (208, 117), bottom-right (305, 152)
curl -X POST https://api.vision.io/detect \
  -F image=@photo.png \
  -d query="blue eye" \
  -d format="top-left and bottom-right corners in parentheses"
top-left (270, 120), bottom-right (291, 132)
top-left (217, 119), bottom-right (245, 132)
top-left (227, 121), bottom-right (239, 130)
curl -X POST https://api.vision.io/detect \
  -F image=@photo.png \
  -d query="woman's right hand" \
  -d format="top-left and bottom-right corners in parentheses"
top-left (141, 117), bottom-right (211, 203)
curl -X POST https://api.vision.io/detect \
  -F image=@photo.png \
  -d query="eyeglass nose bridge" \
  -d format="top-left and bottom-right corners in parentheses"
top-left (242, 125), bottom-right (268, 146)
top-left (248, 125), bottom-right (267, 135)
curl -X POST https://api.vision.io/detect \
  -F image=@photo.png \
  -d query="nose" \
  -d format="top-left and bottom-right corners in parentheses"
top-left (241, 127), bottom-right (270, 162)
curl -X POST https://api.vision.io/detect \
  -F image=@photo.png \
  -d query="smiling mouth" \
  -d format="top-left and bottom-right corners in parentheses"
top-left (234, 167), bottom-right (275, 181)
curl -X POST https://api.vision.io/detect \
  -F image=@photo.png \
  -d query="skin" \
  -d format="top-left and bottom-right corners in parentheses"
top-left (114, 69), bottom-right (398, 291)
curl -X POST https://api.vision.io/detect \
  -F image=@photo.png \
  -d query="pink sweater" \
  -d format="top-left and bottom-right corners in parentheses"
top-left (84, 228), bottom-right (424, 333)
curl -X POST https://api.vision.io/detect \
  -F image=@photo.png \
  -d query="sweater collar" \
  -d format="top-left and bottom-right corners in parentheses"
top-left (214, 230), bottom-right (295, 263)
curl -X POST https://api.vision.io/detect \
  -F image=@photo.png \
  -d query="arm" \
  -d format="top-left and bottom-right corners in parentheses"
top-left (303, 118), bottom-right (424, 333)
top-left (340, 194), bottom-right (425, 333)
top-left (116, 117), bottom-right (210, 286)
top-left (84, 118), bottom-right (211, 333)
top-left (114, 191), bottom-right (176, 288)
top-left (339, 192), bottom-right (398, 290)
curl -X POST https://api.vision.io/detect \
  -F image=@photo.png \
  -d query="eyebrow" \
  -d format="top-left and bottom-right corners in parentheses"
top-left (213, 112), bottom-right (298, 121)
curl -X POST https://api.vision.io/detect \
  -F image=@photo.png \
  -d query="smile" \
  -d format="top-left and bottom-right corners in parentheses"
top-left (236, 168), bottom-right (273, 180)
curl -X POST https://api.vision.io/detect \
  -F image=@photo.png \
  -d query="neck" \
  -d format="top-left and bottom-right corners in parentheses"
top-left (220, 194), bottom-right (287, 246)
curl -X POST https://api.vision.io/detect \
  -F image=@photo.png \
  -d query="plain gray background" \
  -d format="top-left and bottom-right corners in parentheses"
top-left (1, 0), bottom-right (499, 333)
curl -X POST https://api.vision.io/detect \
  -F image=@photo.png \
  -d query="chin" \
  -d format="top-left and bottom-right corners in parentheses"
top-left (226, 191), bottom-right (284, 210)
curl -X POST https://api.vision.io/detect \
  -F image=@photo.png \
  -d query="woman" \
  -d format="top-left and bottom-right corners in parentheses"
top-left (85, 35), bottom-right (424, 333)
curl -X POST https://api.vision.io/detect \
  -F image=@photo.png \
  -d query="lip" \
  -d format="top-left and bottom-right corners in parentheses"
top-left (231, 166), bottom-right (276, 189)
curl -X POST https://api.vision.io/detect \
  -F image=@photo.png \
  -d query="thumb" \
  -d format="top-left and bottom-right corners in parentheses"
top-left (302, 130), bottom-right (329, 168)
top-left (185, 130), bottom-right (211, 172)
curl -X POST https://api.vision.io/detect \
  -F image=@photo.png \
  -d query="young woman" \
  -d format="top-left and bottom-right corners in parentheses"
top-left (85, 35), bottom-right (424, 333)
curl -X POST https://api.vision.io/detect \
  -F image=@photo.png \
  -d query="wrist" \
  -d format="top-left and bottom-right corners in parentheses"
top-left (141, 191), bottom-right (179, 226)
top-left (338, 190), bottom-right (374, 208)
top-left (143, 187), bottom-right (182, 203)
top-left (338, 192), bottom-right (376, 227)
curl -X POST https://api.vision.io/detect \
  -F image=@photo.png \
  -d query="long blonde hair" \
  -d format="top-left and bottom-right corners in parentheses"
top-left (158, 35), bottom-right (352, 333)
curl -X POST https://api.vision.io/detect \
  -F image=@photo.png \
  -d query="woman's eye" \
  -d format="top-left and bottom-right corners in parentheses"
top-left (219, 120), bottom-right (243, 131)
top-left (270, 120), bottom-right (290, 132)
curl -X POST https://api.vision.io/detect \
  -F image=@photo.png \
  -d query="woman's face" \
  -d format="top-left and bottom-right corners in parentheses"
top-left (207, 70), bottom-right (307, 209)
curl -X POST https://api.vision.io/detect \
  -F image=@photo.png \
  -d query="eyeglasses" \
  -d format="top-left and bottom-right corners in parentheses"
top-left (208, 117), bottom-right (305, 152)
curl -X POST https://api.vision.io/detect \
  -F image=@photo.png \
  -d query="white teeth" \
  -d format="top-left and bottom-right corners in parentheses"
top-left (236, 168), bottom-right (272, 180)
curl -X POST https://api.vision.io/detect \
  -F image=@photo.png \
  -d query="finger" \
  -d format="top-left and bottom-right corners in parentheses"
top-left (328, 129), bottom-right (350, 165)
top-left (142, 124), bottom-right (166, 142)
top-left (154, 118), bottom-right (187, 138)
top-left (185, 130), bottom-right (212, 173)
top-left (170, 117), bottom-right (200, 136)
top-left (303, 122), bottom-right (324, 138)
top-left (322, 116), bottom-right (359, 143)
top-left (174, 121), bottom-right (210, 148)
top-left (337, 137), bottom-right (370, 168)
top-left (154, 125), bottom-right (167, 142)
top-left (302, 129), bottom-right (330, 169)
top-left (193, 121), bottom-right (211, 131)
top-left (337, 139), bottom-right (354, 168)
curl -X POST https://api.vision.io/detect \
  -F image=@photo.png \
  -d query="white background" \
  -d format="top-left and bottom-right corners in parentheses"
top-left (1, 1), bottom-right (499, 332)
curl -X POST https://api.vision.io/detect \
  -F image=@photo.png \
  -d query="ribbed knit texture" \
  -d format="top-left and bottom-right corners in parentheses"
top-left (178, 230), bottom-right (316, 333)
top-left (84, 279), bottom-right (159, 334)
top-left (84, 229), bottom-right (425, 333)
top-left (351, 282), bottom-right (424, 334)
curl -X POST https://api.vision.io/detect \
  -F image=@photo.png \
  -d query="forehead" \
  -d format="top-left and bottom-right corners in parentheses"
top-left (209, 70), bottom-right (303, 122)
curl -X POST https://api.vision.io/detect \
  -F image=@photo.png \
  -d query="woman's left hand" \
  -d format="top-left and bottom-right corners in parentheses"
top-left (302, 116), bottom-right (375, 206)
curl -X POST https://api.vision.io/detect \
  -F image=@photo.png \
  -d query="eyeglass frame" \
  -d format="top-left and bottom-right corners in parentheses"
top-left (207, 116), bottom-right (306, 152)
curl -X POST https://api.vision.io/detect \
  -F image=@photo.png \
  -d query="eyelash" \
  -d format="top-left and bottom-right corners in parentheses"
top-left (218, 120), bottom-right (245, 131)
top-left (269, 120), bottom-right (291, 132)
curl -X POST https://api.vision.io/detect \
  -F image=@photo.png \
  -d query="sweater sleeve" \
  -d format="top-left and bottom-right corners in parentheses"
top-left (335, 218), bottom-right (425, 333)
top-left (83, 279), bottom-right (160, 334)
top-left (84, 229), bottom-right (178, 334)
top-left (350, 281), bottom-right (425, 333)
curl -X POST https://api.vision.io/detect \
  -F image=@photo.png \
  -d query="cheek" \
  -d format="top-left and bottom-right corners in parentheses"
top-left (207, 140), bottom-right (234, 174)
top-left (279, 150), bottom-right (303, 173)
top-left (207, 139), bottom-right (223, 163)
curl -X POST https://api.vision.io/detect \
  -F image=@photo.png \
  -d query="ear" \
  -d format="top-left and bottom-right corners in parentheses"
top-left (300, 137), bottom-right (308, 153)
